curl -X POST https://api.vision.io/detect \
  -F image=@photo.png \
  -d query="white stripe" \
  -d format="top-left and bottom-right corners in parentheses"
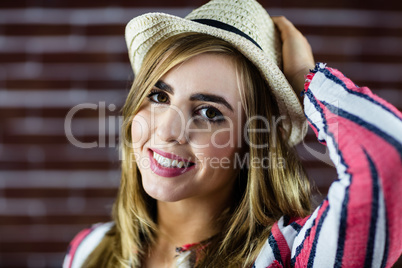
top-left (371, 178), bottom-right (387, 268)
top-left (254, 238), bottom-right (275, 267)
top-left (304, 85), bottom-right (346, 170)
top-left (277, 217), bottom-right (299, 250)
top-left (308, 86), bottom-right (349, 180)
top-left (303, 88), bottom-right (355, 175)
top-left (69, 222), bottom-right (114, 268)
top-left (303, 94), bottom-right (346, 168)
top-left (176, 251), bottom-right (191, 268)
top-left (63, 254), bottom-right (72, 268)
top-left (310, 71), bottom-right (402, 145)
top-left (303, 92), bottom-right (327, 142)
top-left (311, 179), bottom-right (351, 267)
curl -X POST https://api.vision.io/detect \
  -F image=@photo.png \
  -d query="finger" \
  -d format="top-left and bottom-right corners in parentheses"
top-left (272, 16), bottom-right (301, 40)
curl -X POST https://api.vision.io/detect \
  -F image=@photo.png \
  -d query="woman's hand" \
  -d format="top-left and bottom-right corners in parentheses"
top-left (272, 16), bottom-right (315, 97)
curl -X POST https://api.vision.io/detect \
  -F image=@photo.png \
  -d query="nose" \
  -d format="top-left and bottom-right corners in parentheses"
top-left (155, 106), bottom-right (187, 144)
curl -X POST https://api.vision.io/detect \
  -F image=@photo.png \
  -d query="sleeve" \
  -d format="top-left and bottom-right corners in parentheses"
top-left (63, 222), bottom-right (114, 268)
top-left (288, 63), bottom-right (402, 267)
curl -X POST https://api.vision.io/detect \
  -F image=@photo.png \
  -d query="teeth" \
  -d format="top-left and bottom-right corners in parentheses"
top-left (153, 152), bottom-right (190, 168)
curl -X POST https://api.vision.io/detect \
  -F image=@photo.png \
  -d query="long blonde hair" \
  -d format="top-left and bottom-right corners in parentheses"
top-left (84, 32), bottom-right (311, 267)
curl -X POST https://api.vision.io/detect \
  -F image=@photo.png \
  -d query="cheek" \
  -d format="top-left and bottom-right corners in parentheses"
top-left (131, 111), bottom-right (151, 150)
top-left (208, 122), bottom-right (243, 155)
top-left (196, 129), bottom-right (240, 168)
top-left (198, 120), bottom-right (245, 167)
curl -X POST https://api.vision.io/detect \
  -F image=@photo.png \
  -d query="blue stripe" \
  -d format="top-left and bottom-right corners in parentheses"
top-left (305, 113), bottom-right (319, 134)
top-left (321, 101), bottom-right (402, 159)
top-left (380, 213), bottom-right (390, 268)
top-left (318, 68), bottom-right (402, 123)
top-left (307, 205), bottom-right (330, 268)
top-left (363, 150), bottom-right (380, 268)
top-left (283, 215), bottom-right (302, 232)
top-left (305, 114), bottom-right (325, 144)
top-left (290, 222), bottom-right (302, 233)
top-left (268, 233), bottom-right (283, 266)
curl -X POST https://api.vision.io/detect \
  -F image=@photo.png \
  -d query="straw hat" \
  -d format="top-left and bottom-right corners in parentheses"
top-left (125, 0), bottom-right (308, 146)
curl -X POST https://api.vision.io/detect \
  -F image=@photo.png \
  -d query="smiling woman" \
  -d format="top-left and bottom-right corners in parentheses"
top-left (113, 33), bottom-right (311, 267)
top-left (62, 0), bottom-right (402, 267)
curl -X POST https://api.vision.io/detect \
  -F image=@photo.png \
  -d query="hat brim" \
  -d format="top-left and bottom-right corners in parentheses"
top-left (125, 13), bottom-right (307, 146)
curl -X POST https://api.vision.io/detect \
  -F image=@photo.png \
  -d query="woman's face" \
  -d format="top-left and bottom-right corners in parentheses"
top-left (131, 53), bottom-right (245, 203)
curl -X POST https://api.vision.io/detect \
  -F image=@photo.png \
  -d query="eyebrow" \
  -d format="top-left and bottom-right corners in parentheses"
top-left (189, 93), bottom-right (233, 112)
top-left (155, 80), bottom-right (173, 94)
top-left (154, 80), bottom-right (234, 112)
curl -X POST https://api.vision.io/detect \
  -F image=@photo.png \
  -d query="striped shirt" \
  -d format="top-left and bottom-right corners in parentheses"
top-left (63, 64), bottom-right (402, 268)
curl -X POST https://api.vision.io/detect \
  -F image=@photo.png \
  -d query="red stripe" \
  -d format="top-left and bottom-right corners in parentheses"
top-left (66, 228), bottom-right (93, 268)
top-left (267, 260), bottom-right (283, 268)
top-left (293, 216), bottom-right (309, 227)
top-left (271, 222), bottom-right (291, 267)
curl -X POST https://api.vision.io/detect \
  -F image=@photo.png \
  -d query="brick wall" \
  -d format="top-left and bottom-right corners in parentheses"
top-left (0, 0), bottom-right (401, 267)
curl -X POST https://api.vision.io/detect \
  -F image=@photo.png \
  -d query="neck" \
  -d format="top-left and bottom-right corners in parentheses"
top-left (157, 196), bottom-right (231, 247)
top-left (143, 184), bottom-right (236, 267)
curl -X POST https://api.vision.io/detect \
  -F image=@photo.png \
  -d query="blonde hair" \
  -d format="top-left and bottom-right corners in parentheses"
top-left (84, 33), bottom-right (311, 268)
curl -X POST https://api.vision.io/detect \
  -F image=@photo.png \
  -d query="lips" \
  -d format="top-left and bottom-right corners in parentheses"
top-left (148, 149), bottom-right (195, 177)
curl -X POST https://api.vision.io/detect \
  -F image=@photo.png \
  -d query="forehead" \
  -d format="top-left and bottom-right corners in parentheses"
top-left (161, 53), bottom-right (242, 103)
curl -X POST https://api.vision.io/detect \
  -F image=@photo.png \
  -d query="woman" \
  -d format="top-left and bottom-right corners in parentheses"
top-left (63, 0), bottom-right (402, 267)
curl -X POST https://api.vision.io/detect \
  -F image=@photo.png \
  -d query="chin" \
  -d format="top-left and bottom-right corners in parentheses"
top-left (145, 189), bottom-right (188, 203)
top-left (142, 178), bottom-right (190, 203)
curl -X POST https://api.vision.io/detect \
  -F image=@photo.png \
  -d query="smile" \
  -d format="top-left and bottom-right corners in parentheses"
top-left (148, 149), bottom-right (196, 178)
top-left (153, 151), bottom-right (193, 168)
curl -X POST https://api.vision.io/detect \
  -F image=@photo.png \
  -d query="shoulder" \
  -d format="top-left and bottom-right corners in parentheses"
top-left (63, 222), bottom-right (114, 268)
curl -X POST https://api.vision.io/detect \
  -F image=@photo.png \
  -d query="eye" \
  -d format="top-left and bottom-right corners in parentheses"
top-left (197, 106), bottom-right (224, 122)
top-left (148, 91), bottom-right (169, 104)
